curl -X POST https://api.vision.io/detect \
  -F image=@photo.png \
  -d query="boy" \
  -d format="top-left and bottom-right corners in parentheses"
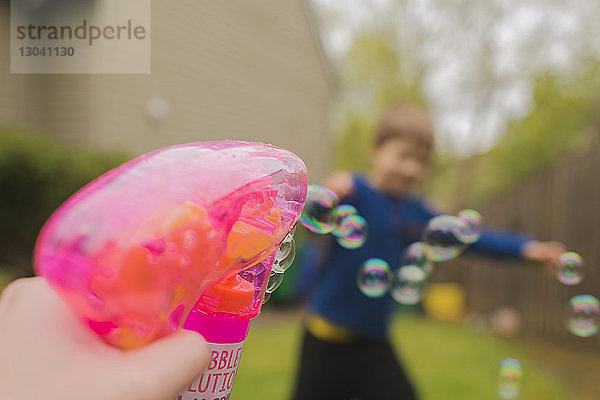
top-left (291, 104), bottom-right (564, 400)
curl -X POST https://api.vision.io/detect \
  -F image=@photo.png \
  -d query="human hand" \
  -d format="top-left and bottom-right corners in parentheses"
top-left (323, 171), bottom-right (355, 200)
top-left (521, 240), bottom-right (566, 267)
top-left (0, 277), bottom-right (209, 400)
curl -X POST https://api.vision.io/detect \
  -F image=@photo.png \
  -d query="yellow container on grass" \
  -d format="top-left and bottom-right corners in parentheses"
top-left (423, 283), bottom-right (466, 321)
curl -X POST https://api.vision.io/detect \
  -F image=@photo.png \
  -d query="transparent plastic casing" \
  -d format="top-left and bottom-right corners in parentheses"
top-left (35, 141), bottom-right (307, 348)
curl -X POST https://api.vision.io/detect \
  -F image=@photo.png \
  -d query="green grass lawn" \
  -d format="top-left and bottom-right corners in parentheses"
top-left (0, 274), bottom-right (592, 399)
top-left (233, 311), bottom-right (565, 400)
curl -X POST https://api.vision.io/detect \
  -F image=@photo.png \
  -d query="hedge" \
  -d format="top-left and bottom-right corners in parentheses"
top-left (0, 126), bottom-right (130, 276)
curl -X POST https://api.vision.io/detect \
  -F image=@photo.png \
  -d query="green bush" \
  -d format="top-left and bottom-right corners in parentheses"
top-left (0, 126), bottom-right (130, 276)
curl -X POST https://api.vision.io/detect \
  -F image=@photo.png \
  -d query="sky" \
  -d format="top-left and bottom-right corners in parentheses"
top-left (309, 0), bottom-right (600, 156)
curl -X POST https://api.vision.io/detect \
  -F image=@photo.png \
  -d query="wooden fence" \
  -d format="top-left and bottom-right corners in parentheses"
top-left (431, 146), bottom-right (600, 350)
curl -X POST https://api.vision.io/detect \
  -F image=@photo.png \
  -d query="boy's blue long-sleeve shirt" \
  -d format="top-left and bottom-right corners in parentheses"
top-left (306, 175), bottom-right (531, 339)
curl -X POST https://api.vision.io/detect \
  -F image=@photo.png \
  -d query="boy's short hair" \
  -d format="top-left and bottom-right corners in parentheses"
top-left (374, 104), bottom-right (435, 151)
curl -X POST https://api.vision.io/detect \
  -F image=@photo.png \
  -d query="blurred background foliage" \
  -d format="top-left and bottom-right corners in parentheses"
top-left (433, 63), bottom-right (600, 208)
top-left (0, 126), bottom-right (129, 277)
top-left (329, 18), bottom-right (600, 211)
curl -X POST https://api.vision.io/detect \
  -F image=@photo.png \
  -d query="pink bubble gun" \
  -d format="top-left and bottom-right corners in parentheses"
top-left (34, 141), bottom-right (307, 371)
top-left (179, 256), bottom-right (281, 399)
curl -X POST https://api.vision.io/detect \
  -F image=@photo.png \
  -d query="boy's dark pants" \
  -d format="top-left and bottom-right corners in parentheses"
top-left (291, 328), bottom-right (418, 400)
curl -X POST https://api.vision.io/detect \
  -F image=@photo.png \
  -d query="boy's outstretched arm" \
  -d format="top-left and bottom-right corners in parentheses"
top-left (323, 171), bottom-right (355, 200)
top-left (520, 240), bottom-right (565, 265)
top-left (416, 201), bottom-right (565, 266)
top-left (0, 277), bottom-right (210, 400)
top-left (468, 227), bottom-right (565, 266)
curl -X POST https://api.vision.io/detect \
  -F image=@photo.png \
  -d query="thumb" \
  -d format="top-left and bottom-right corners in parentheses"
top-left (123, 330), bottom-right (210, 400)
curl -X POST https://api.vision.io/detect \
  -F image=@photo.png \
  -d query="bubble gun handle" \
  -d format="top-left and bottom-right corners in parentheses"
top-left (176, 253), bottom-right (278, 400)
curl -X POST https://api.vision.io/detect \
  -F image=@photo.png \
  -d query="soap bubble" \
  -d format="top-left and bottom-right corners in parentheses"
top-left (263, 292), bottom-right (271, 303)
top-left (276, 232), bottom-right (295, 260)
top-left (272, 234), bottom-right (296, 273)
top-left (390, 265), bottom-right (426, 305)
top-left (422, 215), bottom-right (470, 262)
top-left (265, 271), bottom-right (285, 293)
top-left (497, 358), bottom-right (523, 399)
top-left (458, 208), bottom-right (482, 226)
top-left (457, 209), bottom-right (481, 243)
top-left (332, 204), bottom-right (358, 237)
top-left (299, 185), bottom-right (338, 234)
top-left (401, 242), bottom-right (433, 276)
top-left (555, 251), bottom-right (583, 286)
top-left (567, 295), bottom-right (599, 337)
top-left (357, 258), bottom-right (392, 298)
top-left (336, 215), bottom-right (368, 249)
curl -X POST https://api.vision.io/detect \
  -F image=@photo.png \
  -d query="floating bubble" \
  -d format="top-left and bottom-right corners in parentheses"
top-left (331, 204), bottom-right (358, 237)
top-left (458, 208), bottom-right (481, 226)
top-left (299, 185), bottom-right (338, 234)
top-left (391, 265), bottom-right (426, 305)
top-left (336, 215), bottom-right (368, 249)
top-left (567, 295), bottom-right (599, 337)
top-left (263, 292), bottom-right (271, 304)
top-left (265, 271), bottom-right (285, 293)
top-left (556, 251), bottom-right (583, 286)
top-left (422, 215), bottom-right (470, 262)
top-left (497, 358), bottom-right (523, 399)
top-left (272, 234), bottom-right (296, 273)
top-left (276, 232), bottom-right (294, 260)
top-left (357, 258), bottom-right (392, 298)
top-left (289, 224), bottom-right (297, 237)
top-left (457, 209), bottom-right (481, 243)
top-left (401, 242), bottom-right (433, 276)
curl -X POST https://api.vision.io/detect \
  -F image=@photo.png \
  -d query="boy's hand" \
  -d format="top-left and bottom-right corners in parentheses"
top-left (0, 277), bottom-right (209, 400)
top-left (521, 240), bottom-right (566, 265)
top-left (323, 171), bottom-right (354, 200)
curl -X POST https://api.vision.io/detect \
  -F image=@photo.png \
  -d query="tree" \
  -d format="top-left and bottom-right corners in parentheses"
top-left (312, 0), bottom-right (600, 208)
top-left (332, 25), bottom-right (426, 171)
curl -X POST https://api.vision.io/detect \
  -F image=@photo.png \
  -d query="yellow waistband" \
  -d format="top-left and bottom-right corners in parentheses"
top-left (305, 314), bottom-right (356, 344)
